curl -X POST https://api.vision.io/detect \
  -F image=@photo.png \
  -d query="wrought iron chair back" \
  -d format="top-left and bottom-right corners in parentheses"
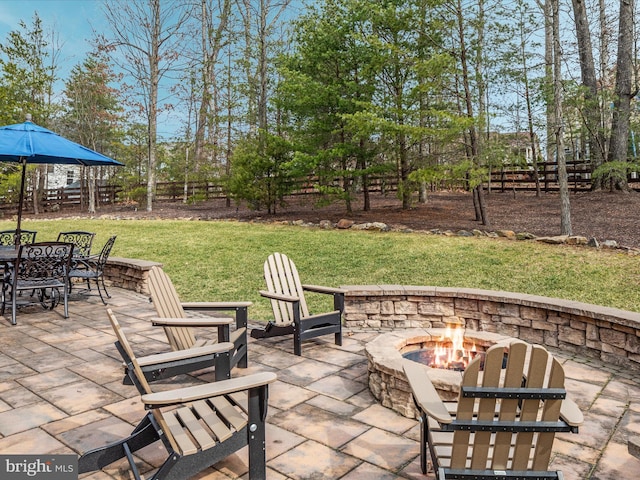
top-left (91, 235), bottom-right (116, 277)
top-left (15, 242), bottom-right (73, 283)
top-left (68, 235), bottom-right (117, 304)
top-left (2, 242), bottom-right (73, 325)
top-left (57, 231), bottom-right (95, 258)
top-left (0, 229), bottom-right (37, 246)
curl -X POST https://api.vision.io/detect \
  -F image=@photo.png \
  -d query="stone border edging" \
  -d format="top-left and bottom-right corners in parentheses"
top-left (342, 285), bottom-right (640, 369)
top-left (269, 218), bottom-right (640, 254)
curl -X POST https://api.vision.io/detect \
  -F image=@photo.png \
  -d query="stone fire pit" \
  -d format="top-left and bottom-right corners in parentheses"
top-left (365, 328), bottom-right (512, 418)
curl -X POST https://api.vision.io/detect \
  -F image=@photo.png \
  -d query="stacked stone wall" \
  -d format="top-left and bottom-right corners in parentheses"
top-left (103, 257), bottom-right (162, 294)
top-left (343, 285), bottom-right (640, 369)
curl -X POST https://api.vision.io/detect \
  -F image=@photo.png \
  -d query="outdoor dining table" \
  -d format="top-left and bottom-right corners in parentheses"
top-left (0, 246), bottom-right (18, 264)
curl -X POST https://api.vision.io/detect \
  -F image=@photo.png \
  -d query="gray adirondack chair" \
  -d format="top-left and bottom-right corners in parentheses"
top-left (252, 252), bottom-right (345, 356)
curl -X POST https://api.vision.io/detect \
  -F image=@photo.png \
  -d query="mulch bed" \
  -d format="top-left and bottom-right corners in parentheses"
top-left (21, 190), bottom-right (640, 249)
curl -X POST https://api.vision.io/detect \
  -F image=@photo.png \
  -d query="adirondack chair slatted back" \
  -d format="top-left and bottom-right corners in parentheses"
top-left (264, 252), bottom-right (310, 325)
top-left (107, 309), bottom-right (153, 395)
top-left (147, 266), bottom-right (197, 350)
top-left (107, 309), bottom-right (184, 455)
top-left (447, 340), bottom-right (565, 472)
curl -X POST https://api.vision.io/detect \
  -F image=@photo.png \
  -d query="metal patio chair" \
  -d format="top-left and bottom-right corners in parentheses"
top-left (1, 241), bottom-right (73, 325)
top-left (68, 235), bottom-right (116, 304)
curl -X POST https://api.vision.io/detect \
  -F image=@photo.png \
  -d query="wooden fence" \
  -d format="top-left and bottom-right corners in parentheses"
top-left (489, 160), bottom-right (640, 193)
top-left (1, 160), bottom-right (639, 214)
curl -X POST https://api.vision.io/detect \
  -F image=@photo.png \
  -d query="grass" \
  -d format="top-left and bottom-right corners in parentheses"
top-left (5, 217), bottom-right (640, 319)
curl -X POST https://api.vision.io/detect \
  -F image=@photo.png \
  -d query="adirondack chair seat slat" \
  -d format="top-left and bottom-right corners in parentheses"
top-left (210, 396), bottom-right (248, 431)
top-left (164, 409), bottom-right (199, 455)
top-left (228, 391), bottom-right (249, 414)
top-left (192, 400), bottom-right (235, 442)
top-left (175, 405), bottom-right (216, 452)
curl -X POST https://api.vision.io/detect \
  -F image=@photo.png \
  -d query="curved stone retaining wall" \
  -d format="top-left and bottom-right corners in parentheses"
top-left (104, 257), bottom-right (162, 294)
top-left (343, 285), bottom-right (640, 370)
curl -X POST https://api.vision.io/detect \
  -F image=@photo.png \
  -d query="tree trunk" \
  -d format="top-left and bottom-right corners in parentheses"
top-left (146, 1), bottom-right (160, 212)
top-left (606, 0), bottom-right (635, 191)
top-left (544, 0), bottom-right (555, 165)
top-left (571, 0), bottom-right (606, 178)
top-left (87, 167), bottom-right (96, 214)
top-left (456, 0), bottom-right (488, 225)
top-left (552, 0), bottom-right (572, 235)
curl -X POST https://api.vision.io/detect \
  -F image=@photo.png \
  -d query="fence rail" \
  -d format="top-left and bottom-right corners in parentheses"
top-left (1, 160), bottom-right (639, 214)
top-left (489, 160), bottom-right (640, 193)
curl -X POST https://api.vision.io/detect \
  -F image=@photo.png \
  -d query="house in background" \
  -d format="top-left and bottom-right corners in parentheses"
top-left (495, 131), bottom-right (541, 166)
top-left (45, 164), bottom-right (80, 189)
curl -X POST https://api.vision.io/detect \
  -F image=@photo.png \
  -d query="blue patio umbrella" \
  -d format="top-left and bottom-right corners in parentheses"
top-left (0, 118), bottom-right (123, 241)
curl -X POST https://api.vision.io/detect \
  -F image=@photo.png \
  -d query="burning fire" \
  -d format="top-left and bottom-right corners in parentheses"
top-left (431, 325), bottom-right (477, 371)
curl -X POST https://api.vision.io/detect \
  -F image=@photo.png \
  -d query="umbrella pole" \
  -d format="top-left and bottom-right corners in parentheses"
top-left (15, 158), bottom-right (27, 246)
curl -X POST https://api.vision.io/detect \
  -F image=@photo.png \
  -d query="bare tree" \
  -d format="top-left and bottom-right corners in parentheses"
top-left (235, 0), bottom-right (292, 139)
top-left (606, 0), bottom-right (636, 189)
top-left (552, 0), bottom-right (572, 235)
top-left (571, 0), bottom-right (607, 176)
top-left (454, 0), bottom-right (489, 225)
top-left (190, 0), bottom-right (233, 168)
top-left (99, 0), bottom-right (191, 211)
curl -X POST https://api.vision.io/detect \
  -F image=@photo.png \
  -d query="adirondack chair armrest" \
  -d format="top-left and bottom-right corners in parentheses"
top-left (259, 290), bottom-right (299, 303)
top-left (302, 284), bottom-right (347, 295)
top-left (141, 372), bottom-right (278, 408)
top-left (560, 397), bottom-right (584, 428)
top-left (151, 316), bottom-right (234, 327)
top-left (182, 301), bottom-right (252, 311)
top-left (403, 360), bottom-right (453, 425)
top-left (136, 342), bottom-right (235, 368)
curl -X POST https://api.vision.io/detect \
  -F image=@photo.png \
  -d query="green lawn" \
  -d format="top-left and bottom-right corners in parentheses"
top-left (5, 218), bottom-right (639, 319)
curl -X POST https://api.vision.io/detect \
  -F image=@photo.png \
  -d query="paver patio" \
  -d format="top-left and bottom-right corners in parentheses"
top-left (0, 287), bottom-right (639, 479)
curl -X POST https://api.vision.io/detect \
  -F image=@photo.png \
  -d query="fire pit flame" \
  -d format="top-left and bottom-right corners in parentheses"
top-left (403, 325), bottom-right (481, 371)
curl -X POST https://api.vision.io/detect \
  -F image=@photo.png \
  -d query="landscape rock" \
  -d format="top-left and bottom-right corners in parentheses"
top-left (536, 235), bottom-right (568, 244)
top-left (516, 232), bottom-right (536, 240)
top-left (566, 236), bottom-right (588, 245)
top-left (336, 219), bottom-right (354, 229)
top-left (588, 237), bottom-right (600, 248)
top-left (496, 230), bottom-right (516, 239)
top-left (602, 239), bottom-right (619, 248)
top-left (351, 222), bottom-right (389, 231)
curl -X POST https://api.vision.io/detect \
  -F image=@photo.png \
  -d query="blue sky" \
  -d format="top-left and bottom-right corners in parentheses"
top-left (0, 1), bottom-right (183, 136)
top-left (0, 0), bottom-right (306, 139)
top-left (0, 1), bottom-right (107, 74)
